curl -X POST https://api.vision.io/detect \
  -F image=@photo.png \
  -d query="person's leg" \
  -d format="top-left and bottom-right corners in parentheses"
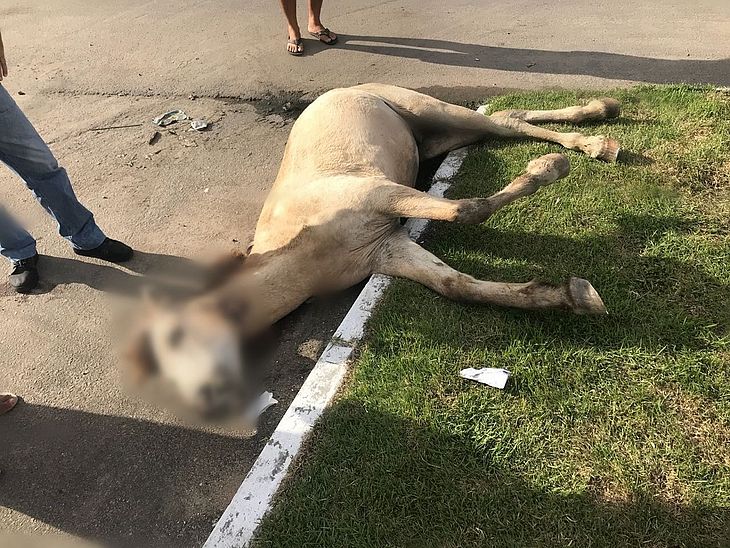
top-left (0, 86), bottom-right (132, 269)
top-left (0, 90), bottom-right (42, 291)
top-left (279, 0), bottom-right (304, 54)
top-left (0, 85), bottom-right (106, 251)
top-left (307, 0), bottom-right (337, 44)
top-left (0, 206), bottom-right (39, 292)
top-left (0, 205), bottom-right (36, 262)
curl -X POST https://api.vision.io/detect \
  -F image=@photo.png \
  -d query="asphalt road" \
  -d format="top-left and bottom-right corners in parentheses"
top-left (1, 0), bottom-right (728, 547)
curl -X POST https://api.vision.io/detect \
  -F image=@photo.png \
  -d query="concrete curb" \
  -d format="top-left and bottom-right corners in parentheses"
top-left (203, 147), bottom-right (468, 548)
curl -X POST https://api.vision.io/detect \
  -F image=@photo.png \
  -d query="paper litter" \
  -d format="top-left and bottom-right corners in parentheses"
top-left (152, 109), bottom-right (189, 127)
top-left (459, 367), bottom-right (510, 389)
top-left (244, 391), bottom-right (278, 423)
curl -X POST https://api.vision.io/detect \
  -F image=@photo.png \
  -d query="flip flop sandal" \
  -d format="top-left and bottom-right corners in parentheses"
top-left (309, 28), bottom-right (337, 45)
top-left (0, 393), bottom-right (18, 415)
top-left (287, 38), bottom-right (304, 56)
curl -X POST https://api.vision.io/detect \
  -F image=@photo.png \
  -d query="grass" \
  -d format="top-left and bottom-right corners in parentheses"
top-left (253, 86), bottom-right (730, 548)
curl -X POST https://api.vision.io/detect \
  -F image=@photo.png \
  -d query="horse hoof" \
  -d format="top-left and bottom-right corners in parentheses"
top-left (526, 153), bottom-right (571, 182)
top-left (596, 137), bottom-right (621, 163)
top-left (568, 277), bottom-right (607, 315)
top-left (584, 136), bottom-right (621, 163)
top-left (595, 97), bottom-right (621, 119)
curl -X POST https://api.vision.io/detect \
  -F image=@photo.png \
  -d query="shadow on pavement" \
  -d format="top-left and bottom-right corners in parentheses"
top-left (27, 251), bottom-right (210, 299)
top-left (338, 35), bottom-right (730, 85)
top-left (0, 403), bottom-right (260, 548)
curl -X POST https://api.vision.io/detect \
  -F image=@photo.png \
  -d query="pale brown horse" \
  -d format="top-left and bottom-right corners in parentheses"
top-left (128, 84), bottom-right (620, 415)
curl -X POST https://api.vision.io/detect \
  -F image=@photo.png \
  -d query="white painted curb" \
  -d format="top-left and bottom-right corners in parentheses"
top-left (203, 147), bottom-right (468, 548)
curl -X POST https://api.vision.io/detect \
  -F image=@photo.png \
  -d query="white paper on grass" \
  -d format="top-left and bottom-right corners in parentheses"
top-left (459, 367), bottom-right (510, 389)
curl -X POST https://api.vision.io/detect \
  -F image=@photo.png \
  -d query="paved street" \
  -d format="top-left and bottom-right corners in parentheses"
top-left (0, 0), bottom-right (728, 546)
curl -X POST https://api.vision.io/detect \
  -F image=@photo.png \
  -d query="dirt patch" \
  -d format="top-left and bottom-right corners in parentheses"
top-left (586, 474), bottom-right (632, 504)
top-left (222, 90), bottom-right (313, 122)
top-left (247, 285), bottom-right (365, 441)
top-left (660, 386), bottom-right (730, 469)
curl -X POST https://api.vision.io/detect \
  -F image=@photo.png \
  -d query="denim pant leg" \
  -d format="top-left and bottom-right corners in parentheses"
top-left (0, 85), bottom-right (106, 258)
top-left (0, 205), bottom-right (37, 261)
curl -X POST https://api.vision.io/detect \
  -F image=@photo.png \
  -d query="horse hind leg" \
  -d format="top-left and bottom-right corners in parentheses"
top-left (487, 98), bottom-right (621, 124)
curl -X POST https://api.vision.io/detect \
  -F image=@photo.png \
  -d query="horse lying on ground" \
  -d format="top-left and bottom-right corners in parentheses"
top-left (127, 84), bottom-right (621, 416)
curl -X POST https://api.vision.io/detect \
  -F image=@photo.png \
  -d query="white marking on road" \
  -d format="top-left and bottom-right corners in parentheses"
top-left (203, 147), bottom-right (468, 548)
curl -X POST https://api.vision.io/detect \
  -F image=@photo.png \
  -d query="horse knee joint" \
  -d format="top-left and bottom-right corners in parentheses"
top-left (455, 198), bottom-right (491, 224)
top-left (438, 273), bottom-right (467, 299)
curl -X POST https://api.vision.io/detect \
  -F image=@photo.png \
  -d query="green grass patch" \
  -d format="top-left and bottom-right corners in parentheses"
top-left (254, 86), bottom-right (730, 548)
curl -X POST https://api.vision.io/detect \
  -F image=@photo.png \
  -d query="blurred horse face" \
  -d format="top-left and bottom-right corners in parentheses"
top-left (127, 298), bottom-right (248, 418)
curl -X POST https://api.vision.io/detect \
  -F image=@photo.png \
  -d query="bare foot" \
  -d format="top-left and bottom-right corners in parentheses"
top-left (287, 26), bottom-right (304, 55)
top-left (0, 393), bottom-right (18, 415)
top-left (308, 25), bottom-right (337, 45)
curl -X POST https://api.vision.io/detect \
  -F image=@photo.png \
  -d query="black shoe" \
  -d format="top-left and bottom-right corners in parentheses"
top-left (74, 238), bottom-right (134, 263)
top-left (9, 254), bottom-right (39, 293)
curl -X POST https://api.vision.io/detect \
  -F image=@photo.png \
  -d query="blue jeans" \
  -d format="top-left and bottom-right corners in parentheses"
top-left (0, 85), bottom-right (106, 263)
